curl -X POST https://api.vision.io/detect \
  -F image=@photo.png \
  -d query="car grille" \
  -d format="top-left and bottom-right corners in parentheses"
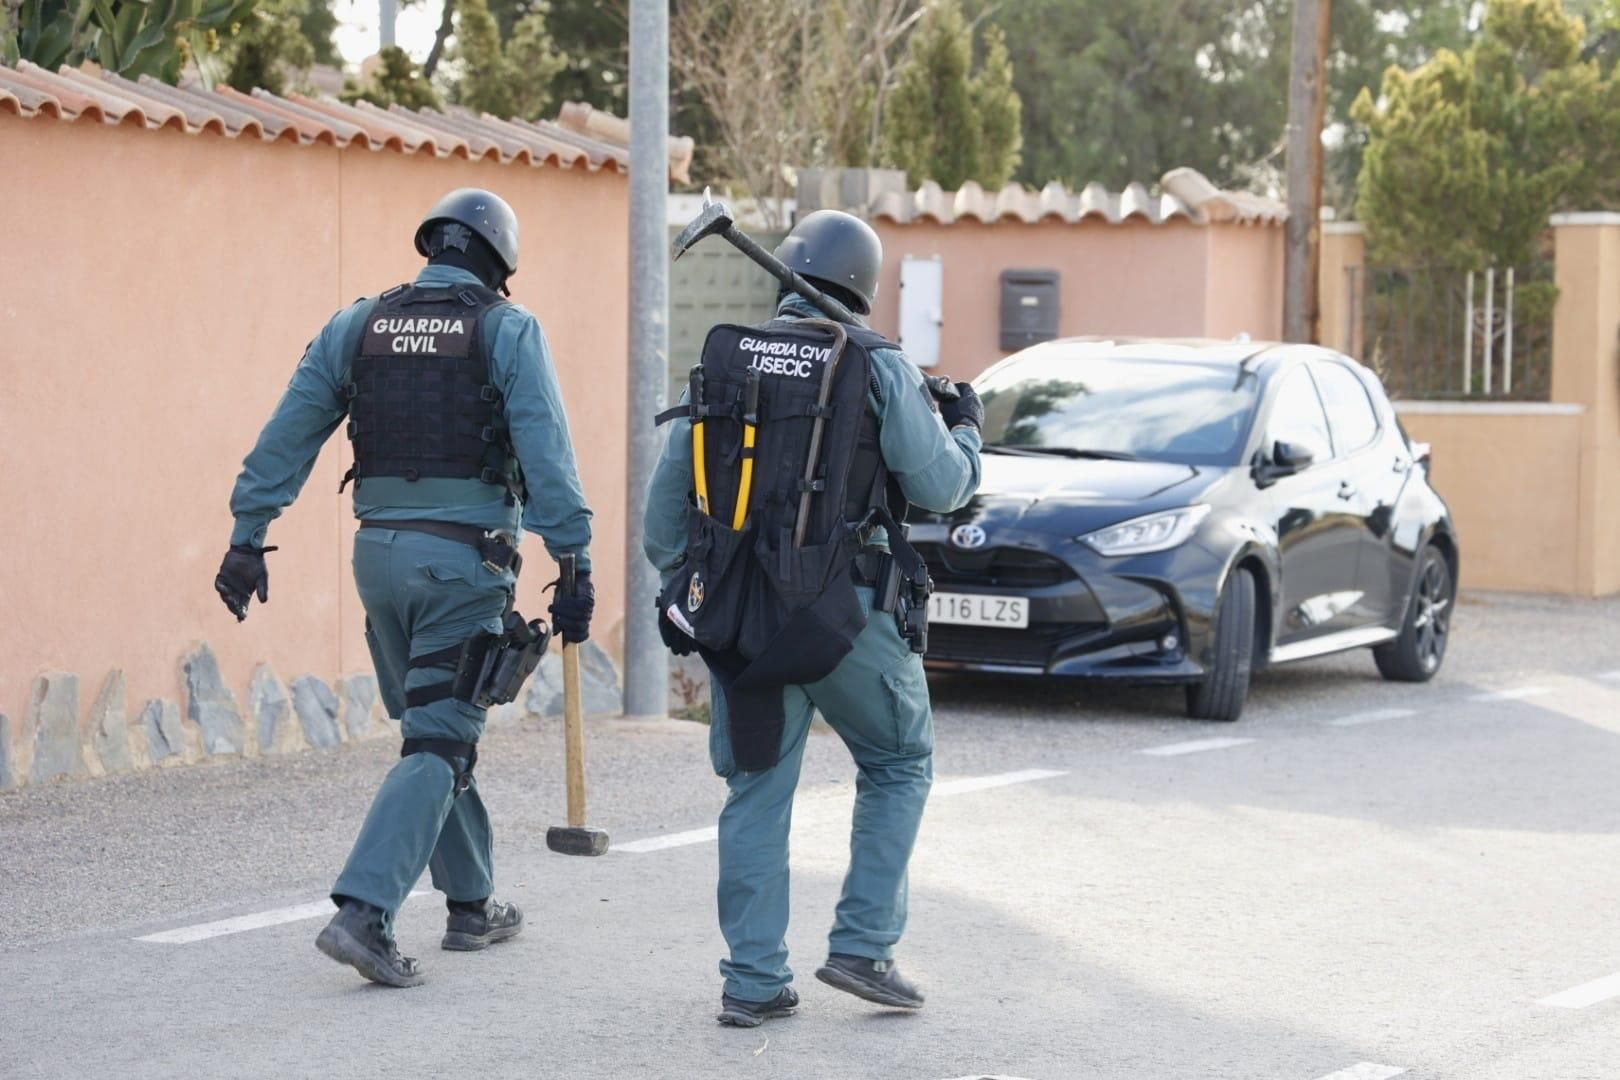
top-left (916, 544), bottom-right (1075, 589)
top-left (925, 625), bottom-right (1070, 668)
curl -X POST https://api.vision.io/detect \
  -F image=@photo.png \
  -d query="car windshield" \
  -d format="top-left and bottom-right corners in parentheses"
top-left (976, 349), bottom-right (1261, 466)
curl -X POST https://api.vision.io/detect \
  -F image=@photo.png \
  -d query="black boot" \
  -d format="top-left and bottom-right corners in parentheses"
top-left (716, 985), bottom-right (799, 1028)
top-left (442, 898), bottom-right (524, 951)
top-left (815, 953), bottom-right (924, 1009)
top-left (314, 901), bottom-right (424, 988)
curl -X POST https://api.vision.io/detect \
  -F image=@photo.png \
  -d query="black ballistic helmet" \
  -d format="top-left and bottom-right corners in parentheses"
top-left (414, 188), bottom-right (521, 276)
top-left (773, 210), bottom-right (882, 315)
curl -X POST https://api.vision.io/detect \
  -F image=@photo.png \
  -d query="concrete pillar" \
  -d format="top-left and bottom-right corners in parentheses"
top-left (1549, 214), bottom-right (1620, 597)
top-left (1318, 223), bottom-right (1365, 357)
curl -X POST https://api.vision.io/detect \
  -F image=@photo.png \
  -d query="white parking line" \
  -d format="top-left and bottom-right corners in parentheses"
top-left (1600, 670), bottom-right (1620, 682)
top-left (1538, 972), bottom-right (1620, 1009)
top-left (932, 768), bottom-right (1068, 796)
top-left (136, 889), bottom-right (431, 944)
top-left (1327, 707), bottom-right (1418, 727)
top-left (1312, 1065), bottom-right (1406, 1080)
top-left (1140, 736), bottom-right (1255, 757)
top-left (1469, 686), bottom-right (1551, 703)
top-left (614, 826), bottom-right (720, 854)
top-left (616, 769), bottom-right (1069, 854)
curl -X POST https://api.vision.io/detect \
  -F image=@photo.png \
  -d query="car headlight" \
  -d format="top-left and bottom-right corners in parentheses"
top-left (1080, 505), bottom-right (1211, 556)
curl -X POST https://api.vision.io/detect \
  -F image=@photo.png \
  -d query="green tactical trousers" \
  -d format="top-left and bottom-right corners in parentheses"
top-left (709, 588), bottom-right (935, 1003)
top-left (331, 527), bottom-right (513, 918)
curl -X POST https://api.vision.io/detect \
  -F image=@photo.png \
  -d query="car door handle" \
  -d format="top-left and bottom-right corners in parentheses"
top-left (1392, 456), bottom-right (1410, 473)
top-left (1337, 481), bottom-right (1357, 500)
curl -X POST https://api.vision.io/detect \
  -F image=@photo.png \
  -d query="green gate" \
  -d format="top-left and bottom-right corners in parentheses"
top-left (667, 229), bottom-right (786, 397)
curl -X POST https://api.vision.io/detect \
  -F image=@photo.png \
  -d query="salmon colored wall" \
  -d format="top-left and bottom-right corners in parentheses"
top-left (1549, 219), bottom-right (1620, 597)
top-left (0, 114), bottom-right (629, 742)
top-left (1397, 408), bottom-right (1587, 594)
top-left (1203, 225), bottom-right (1284, 342)
top-left (868, 218), bottom-right (1283, 382)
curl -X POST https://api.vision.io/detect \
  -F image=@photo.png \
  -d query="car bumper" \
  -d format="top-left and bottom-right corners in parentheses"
top-left (914, 530), bottom-right (1223, 683)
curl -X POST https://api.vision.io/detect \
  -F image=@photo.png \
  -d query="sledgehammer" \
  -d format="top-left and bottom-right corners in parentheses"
top-left (545, 554), bottom-right (609, 857)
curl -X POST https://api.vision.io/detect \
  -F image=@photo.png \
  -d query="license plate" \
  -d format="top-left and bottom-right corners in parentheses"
top-left (928, 592), bottom-right (1029, 629)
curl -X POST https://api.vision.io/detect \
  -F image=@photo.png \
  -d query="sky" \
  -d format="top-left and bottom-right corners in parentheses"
top-left (333, 0), bottom-right (445, 66)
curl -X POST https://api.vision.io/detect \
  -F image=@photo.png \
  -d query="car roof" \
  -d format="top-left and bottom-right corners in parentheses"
top-left (1019, 335), bottom-right (1290, 366)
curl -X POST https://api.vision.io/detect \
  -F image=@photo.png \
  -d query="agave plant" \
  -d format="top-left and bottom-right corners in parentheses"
top-left (5, 0), bottom-right (258, 87)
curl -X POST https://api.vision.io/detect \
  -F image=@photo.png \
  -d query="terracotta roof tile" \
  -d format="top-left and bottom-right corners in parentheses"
top-left (868, 168), bottom-right (1284, 228)
top-left (0, 65), bottom-right (690, 177)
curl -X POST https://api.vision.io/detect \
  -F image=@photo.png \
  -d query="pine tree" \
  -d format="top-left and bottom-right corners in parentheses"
top-left (881, 0), bottom-right (1023, 190)
top-left (971, 23), bottom-right (1022, 189)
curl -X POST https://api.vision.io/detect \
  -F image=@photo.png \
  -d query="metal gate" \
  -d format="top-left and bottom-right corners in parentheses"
top-left (668, 229), bottom-right (786, 397)
top-left (1344, 263), bottom-right (1556, 401)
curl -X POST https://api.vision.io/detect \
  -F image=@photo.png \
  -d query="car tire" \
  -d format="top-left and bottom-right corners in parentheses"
top-left (1185, 566), bottom-right (1256, 723)
top-left (1374, 545), bottom-right (1453, 682)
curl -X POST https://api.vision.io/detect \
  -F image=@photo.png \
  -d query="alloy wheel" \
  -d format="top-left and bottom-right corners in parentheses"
top-left (1412, 555), bottom-right (1452, 672)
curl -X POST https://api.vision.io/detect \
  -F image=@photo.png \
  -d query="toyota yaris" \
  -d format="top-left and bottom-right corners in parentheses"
top-left (913, 338), bottom-right (1459, 722)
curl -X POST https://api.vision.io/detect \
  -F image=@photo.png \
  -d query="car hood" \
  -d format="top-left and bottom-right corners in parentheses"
top-left (938, 452), bottom-right (1228, 536)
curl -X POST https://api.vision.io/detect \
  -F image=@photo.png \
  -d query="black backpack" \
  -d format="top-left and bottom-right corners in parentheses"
top-left (656, 318), bottom-right (921, 770)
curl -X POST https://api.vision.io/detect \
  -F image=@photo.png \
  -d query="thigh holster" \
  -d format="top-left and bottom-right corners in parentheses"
top-left (402, 737), bottom-right (478, 797)
top-left (404, 610), bottom-right (552, 711)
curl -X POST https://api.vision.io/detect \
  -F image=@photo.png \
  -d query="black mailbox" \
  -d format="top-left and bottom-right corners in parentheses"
top-left (999, 269), bottom-right (1060, 350)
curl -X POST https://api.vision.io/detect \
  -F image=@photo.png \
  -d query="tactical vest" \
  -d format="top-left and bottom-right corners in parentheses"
top-left (655, 317), bottom-right (920, 770)
top-left (341, 283), bottom-right (523, 501)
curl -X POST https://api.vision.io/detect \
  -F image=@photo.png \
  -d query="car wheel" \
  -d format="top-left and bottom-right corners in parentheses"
top-left (1185, 566), bottom-right (1256, 723)
top-left (1374, 545), bottom-right (1453, 682)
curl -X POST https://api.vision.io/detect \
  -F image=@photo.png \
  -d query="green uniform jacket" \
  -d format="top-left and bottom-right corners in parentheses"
top-left (643, 296), bottom-right (981, 582)
top-left (228, 264), bottom-right (593, 571)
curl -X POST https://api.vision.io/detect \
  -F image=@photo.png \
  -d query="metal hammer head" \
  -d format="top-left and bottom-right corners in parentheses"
top-left (546, 825), bottom-right (610, 857)
top-left (672, 189), bottom-right (735, 261)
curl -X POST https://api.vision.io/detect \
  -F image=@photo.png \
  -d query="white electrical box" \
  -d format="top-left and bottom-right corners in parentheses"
top-left (898, 255), bottom-right (943, 368)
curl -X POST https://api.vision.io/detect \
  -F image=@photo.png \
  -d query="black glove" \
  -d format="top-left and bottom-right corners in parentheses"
top-left (940, 382), bottom-right (983, 432)
top-left (549, 571), bottom-right (595, 644)
top-left (214, 544), bottom-right (278, 622)
top-left (657, 601), bottom-right (696, 656)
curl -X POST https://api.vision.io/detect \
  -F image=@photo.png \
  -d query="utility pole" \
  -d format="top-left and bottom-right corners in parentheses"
top-left (622, 0), bottom-right (669, 720)
top-left (1282, 0), bottom-right (1332, 343)
top-left (379, 0), bottom-right (397, 49)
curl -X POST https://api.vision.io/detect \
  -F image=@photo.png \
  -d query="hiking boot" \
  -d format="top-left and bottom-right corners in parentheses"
top-left (442, 898), bottom-right (524, 951)
top-left (815, 953), bottom-right (924, 1009)
top-left (315, 901), bottom-right (424, 988)
top-left (716, 985), bottom-right (800, 1028)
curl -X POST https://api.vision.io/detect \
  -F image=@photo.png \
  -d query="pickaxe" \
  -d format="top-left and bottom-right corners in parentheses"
top-left (671, 189), bottom-right (860, 326)
top-left (671, 191), bottom-right (962, 406)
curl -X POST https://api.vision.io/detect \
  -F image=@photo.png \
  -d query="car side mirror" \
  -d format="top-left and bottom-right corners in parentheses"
top-left (1272, 439), bottom-right (1316, 471)
top-left (1253, 439), bottom-right (1316, 487)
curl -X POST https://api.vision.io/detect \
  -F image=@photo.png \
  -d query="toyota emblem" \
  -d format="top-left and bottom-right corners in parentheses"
top-left (950, 523), bottom-right (988, 550)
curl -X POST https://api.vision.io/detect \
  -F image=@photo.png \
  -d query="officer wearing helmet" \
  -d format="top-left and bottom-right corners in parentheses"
top-left (643, 210), bottom-right (983, 1025)
top-left (214, 188), bottom-right (595, 987)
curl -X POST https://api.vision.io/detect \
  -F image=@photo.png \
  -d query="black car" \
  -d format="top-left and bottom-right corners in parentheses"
top-left (914, 338), bottom-right (1459, 721)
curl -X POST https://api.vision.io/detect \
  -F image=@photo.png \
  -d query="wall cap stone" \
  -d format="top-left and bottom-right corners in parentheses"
top-left (1549, 212), bottom-right (1620, 227)
top-left (1395, 401), bottom-right (1585, 416)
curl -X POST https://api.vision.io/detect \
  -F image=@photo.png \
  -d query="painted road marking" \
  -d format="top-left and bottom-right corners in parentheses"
top-left (1140, 736), bottom-right (1255, 757)
top-left (1538, 972), bottom-right (1620, 1009)
top-left (932, 768), bottom-right (1068, 796)
top-left (1312, 1065), bottom-right (1406, 1080)
top-left (616, 769), bottom-right (1069, 854)
top-left (1327, 707), bottom-right (1418, 727)
top-left (936, 1075), bottom-right (1036, 1079)
top-left (136, 889), bottom-right (431, 945)
top-left (614, 826), bottom-right (720, 854)
top-left (1600, 670), bottom-right (1620, 682)
top-left (1469, 686), bottom-right (1551, 703)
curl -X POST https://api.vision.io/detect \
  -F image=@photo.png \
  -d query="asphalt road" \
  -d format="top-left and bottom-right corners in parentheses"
top-left (2, 590), bottom-right (1617, 1079)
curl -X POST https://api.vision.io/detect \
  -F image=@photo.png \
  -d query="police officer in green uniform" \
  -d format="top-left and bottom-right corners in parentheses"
top-left (214, 188), bottom-right (595, 988)
top-left (643, 210), bottom-right (982, 1025)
